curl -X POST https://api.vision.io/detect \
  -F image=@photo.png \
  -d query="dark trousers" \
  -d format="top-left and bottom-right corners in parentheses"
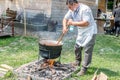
top-left (74, 34), bottom-right (96, 71)
top-left (115, 21), bottom-right (120, 36)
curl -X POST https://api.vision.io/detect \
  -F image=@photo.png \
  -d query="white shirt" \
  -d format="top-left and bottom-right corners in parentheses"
top-left (64, 3), bottom-right (97, 47)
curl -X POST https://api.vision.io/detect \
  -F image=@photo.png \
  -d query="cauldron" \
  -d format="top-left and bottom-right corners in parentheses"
top-left (39, 40), bottom-right (63, 59)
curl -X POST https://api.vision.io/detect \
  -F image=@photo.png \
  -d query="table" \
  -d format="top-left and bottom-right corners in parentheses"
top-left (0, 16), bottom-right (14, 36)
top-left (94, 17), bottom-right (114, 33)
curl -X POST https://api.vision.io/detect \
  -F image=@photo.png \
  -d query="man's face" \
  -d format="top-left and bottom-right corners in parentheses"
top-left (67, 3), bottom-right (76, 11)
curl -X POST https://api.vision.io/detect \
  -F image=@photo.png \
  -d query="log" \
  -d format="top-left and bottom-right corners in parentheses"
top-left (92, 69), bottom-right (98, 80)
top-left (0, 73), bottom-right (5, 78)
top-left (27, 76), bottom-right (32, 80)
top-left (92, 75), bottom-right (97, 80)
top-left (0, 68), bottom-right (8, 72)
top-left (0, 64), bottom-right (13, 71)
top-left (97, 72), bottom-right (108, 80)
top-left (0, 70), bottom-right (6, 75)
top-left (92, 71), bottom-right (108, 80)
top-left (0, 69), bottom-right (7, 78)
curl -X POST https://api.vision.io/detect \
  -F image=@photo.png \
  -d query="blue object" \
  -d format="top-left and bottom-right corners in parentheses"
top-left (69, 25), bottom-right (74, 32)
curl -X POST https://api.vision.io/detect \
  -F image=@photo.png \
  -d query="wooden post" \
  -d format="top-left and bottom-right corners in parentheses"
top-left (1, 18), bottom-right (3, 32)
top-left (23, 9), bottom-right (26, 36)
top-left (11, 21), bottom-right (14, 36)
top-left (22, 0), bottom-right (26, 36)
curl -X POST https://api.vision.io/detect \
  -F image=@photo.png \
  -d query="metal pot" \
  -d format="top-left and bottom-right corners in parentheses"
top-left (39, 40), bottom-right (63, 59)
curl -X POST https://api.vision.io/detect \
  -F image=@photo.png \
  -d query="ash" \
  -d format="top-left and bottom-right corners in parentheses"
top-left (15, 59), bottom-right (78, 80)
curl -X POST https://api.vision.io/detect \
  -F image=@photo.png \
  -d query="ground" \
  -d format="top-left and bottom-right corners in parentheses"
top-left (0, 34), bottom-right (120, 80)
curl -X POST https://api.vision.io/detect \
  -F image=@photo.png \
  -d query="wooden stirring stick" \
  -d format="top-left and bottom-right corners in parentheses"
top-left (57, 25), bottom-right (69, 44)
top-left (57, 32), bottom-right (64, 44)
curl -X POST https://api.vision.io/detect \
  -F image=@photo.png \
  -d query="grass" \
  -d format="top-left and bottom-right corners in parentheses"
top-left (0, 34), bottom-right (120, 80)
top-left (0, 36), bottom-right (38, 68)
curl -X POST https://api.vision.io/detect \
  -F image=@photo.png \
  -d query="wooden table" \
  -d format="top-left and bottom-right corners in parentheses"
top-left (0, 16), bottom-right (14, 36)
top-left (94, 17), bottom-right (114, 33)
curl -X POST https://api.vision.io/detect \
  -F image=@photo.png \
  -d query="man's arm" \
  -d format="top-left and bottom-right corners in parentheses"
top-left (62, 10), bottom-right (72, 33)
top-left (67, 19), bottom-right (89, 27)
top-left (62, 18), bottom-right (68, 34)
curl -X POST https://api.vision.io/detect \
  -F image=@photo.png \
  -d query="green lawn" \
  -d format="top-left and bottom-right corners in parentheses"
top-left (0, 34), bottom-right (120, 80)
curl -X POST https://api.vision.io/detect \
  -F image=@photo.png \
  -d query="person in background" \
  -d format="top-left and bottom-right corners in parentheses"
top-left (113, 3), bottom-right (120, 37)
top-left (97, 9), bottom-right (102, 17)
top-left (62, 0), bottom-right (97, 76)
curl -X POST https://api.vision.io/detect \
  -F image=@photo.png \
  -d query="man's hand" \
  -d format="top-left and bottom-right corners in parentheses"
top-left (62, 19), bottom-right (73, 34)
top-left (67, 19), bottom-right (73, 26)
top-left (63, 27), bottom-right (68, 34)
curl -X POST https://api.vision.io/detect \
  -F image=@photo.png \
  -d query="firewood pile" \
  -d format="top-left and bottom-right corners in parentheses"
top-left (0, 64), bottom-right (13, 78)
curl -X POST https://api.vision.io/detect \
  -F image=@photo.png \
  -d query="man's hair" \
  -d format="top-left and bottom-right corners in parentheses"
top-left (66, 0), bottom-right (78, 5)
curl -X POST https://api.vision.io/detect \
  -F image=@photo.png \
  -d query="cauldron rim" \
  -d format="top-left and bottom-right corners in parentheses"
top-left (39, 40), bottom-right (63, 46)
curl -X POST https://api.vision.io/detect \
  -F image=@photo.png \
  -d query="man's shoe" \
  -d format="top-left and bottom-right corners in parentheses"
top-left (77, 69), bottom-right (86, 76)
top-left (116, 34), bottom-right (118, 37)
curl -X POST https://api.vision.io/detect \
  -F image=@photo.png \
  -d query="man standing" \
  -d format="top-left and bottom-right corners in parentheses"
top-left (113, 3), bottom-right (120, 37)
top-left (62, 0), bottom-right (97, 76)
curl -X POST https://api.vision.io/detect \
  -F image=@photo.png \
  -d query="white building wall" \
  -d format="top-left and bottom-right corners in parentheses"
top-left (51, 0), bottom-right (97, 25)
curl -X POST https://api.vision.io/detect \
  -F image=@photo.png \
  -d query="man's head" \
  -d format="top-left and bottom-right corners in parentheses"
top-left (66, 0), bottom-right (78, 11)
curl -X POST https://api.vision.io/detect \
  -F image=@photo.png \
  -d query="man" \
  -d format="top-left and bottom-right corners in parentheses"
top-left (113, 3), bottom-right (120, 37)
top-left (62, 0), bottom-right (97, 76)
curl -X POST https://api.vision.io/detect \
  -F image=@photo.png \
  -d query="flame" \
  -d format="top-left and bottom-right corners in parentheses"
top-left (47, 59), bottom-right (55, 67)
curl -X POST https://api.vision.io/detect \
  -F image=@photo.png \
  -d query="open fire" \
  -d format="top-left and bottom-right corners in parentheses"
top-left (15, 40), bottom-right (78, 80)
top-left (15, 59), bottom-right (78, 80)
top-left (41, 59), bottom-right (55, 68)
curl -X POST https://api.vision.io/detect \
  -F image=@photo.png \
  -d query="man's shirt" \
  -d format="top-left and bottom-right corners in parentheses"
top-left (64, 3), bottom-right (97, 46)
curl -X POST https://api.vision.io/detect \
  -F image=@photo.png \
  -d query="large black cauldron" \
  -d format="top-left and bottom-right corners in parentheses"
top-left (39, 40), bottom-right (63, 59)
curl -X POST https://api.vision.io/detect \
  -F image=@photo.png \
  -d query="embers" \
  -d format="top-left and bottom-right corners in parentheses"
top-left (15, 59), bottom-right (78, 80)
